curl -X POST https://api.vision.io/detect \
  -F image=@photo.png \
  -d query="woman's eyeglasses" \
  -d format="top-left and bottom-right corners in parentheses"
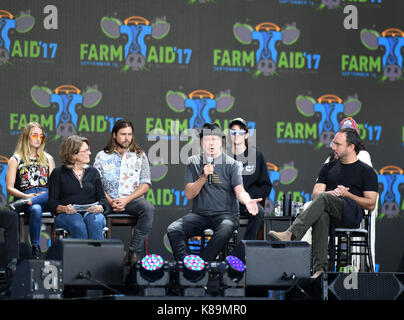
top-left (77, 148), bottom-right (91, 154)
top-left (230, 129), bottom-right (247, 136)
top-left (30, 132), bottom-right (46, 141)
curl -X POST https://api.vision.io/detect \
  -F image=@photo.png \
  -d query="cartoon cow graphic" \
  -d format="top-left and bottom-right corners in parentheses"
top-left (296, 94), bottom-right (361, 148)
top-left (101, 15), bottom-right (170, 71)
top-left (233, 21), bottom-right (299, 76)
top-left (378, 165), bottom-right (404, 218)
top-left (0, 155), bottom-right (9, 207)
top-left (150, 163), bottom-right (168, 183)
top-left (361, 28), bottom-right (404, 81)
top-left (188, 0), bottom-right (215, 4)
top-left (318, 0), bottom-right (341, 10)
top-left (31, 84), bottom-right (102, 139)
top-left (166, 89), bottom-right (234, 129)
top-left (0, 9), bottom-right (35, 65)
top-left (265, 162), bottom-right (298, 214)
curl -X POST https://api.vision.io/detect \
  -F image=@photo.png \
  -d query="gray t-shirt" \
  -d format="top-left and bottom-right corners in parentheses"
top-left (185, 153), bottom-right (243, 215)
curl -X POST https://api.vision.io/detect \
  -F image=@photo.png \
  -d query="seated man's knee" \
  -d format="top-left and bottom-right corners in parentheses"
top-left (315, 192), bottom-right (334, 203)
top-left (218, 218), bottom-right (237, 234)
top-left (167, 219), bottom-right (183, 234)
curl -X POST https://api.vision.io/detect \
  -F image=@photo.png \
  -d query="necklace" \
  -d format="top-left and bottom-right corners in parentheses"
top-left (73, 168), bottom-right (84, 179)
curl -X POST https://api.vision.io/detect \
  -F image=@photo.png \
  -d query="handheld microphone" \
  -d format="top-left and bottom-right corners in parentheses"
top-left (207, 156), bottom-right (214, 185)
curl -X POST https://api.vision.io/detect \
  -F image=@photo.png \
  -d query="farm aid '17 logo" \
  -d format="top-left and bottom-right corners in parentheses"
top-left (276, 94), bottom-right (382, 148)
top-left (80, 15), bottom-right (192, 71)
top-left (378, 165), bottom-right (404, 219)
top-left (213, 21), bottom-right (321, 77)
top-left (9, 84), bottom-right (121, 140)
top-left (146, 89), bottom-right (239, 141)
top-left (0, 9), bottom-right (57, 66)
top-left (342, 27), bottom-right (404, 82)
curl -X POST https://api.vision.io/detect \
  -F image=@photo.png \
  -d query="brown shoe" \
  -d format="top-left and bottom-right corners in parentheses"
top-left (311, 268), bottom-right (325, 279)
top-left (268, 230), bottom-right (292, 241)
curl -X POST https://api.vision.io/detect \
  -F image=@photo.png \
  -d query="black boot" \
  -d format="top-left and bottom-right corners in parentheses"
top-left (128, 250), bottom-right (140, 267)
top-left (8, 198), bottom-right (31, 211)
top-left (6, 258), bottom-right (18, 279)
top-left (32, 245), bottom-right (41, 259)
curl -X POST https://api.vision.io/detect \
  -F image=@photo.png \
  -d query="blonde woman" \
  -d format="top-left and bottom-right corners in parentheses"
top-left (6, 122), bottom-right (55, 259)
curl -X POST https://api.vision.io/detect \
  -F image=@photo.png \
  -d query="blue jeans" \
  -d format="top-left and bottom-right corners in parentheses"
top-left (22, 187), bottom-right (49, 246)
top-left (55, 212), bottom-right (106, 240)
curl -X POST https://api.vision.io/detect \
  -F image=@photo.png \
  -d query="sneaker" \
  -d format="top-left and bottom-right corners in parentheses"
top-left (8, 198), bottom-right (31, 211)
top-left (32, 245), bottom-right (41, 259)
top-left (6, 259), bottom-right (18, 279)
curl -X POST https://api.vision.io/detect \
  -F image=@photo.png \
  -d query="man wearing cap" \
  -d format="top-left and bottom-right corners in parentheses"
top-left (167, 123), bottom-right (262, 262)
top-left (227, 118), bottom-right (272, 259)
top-left (268, 124), bottom-right (378, 278)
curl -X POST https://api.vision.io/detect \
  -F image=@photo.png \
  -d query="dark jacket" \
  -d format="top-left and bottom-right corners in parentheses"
top-left (230, 147), bottom-right (272, 203)
top-left (48, 165), bottom-right (108, 215)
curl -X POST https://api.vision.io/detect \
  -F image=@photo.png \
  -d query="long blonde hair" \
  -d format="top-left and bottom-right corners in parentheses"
top-left (14, 122), bottom-right (48, 167)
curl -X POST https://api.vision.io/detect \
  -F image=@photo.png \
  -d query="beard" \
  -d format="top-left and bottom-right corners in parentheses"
top-left (333, 150), bottom-right (347, 161)
top-left (115, 139), bottom-right (131, 149)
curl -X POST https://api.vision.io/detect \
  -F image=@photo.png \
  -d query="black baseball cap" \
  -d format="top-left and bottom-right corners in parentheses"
top-left (199, 122), bottom-right (225, 139)
top-left (228, 117), bottom-right (248, 132)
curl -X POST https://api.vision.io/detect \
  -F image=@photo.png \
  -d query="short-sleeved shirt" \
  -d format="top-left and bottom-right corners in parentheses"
top-left (185, 153), bottom-right (243, 216)
top-left (316, 159), bottom-right (378, 197)
top-left (94, 149), bottom-right (152, 199)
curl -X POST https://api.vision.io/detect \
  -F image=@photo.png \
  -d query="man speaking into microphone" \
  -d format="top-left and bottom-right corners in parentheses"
top-left (167, 123), bottom-right (262, 262)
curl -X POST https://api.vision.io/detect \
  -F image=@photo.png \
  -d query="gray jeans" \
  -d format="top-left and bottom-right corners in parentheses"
top-left (288, 192), bottom-right (344, 272)
top-left (167, 212), bottom-right (238, 262)
top-left (115, 198), bottom-right (155, 256)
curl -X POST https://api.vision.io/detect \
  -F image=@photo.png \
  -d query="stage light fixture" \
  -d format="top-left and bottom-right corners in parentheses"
top-left (140, 254), bottom-right (164, 281)
top-left (178, 255), bottom-right (209, 297)
top-left (226, 255), bottom-right (246, 281)
top-left (136, 254), bottom-right (169, 296)
top-left (219, 255), bottom-right (246, 297)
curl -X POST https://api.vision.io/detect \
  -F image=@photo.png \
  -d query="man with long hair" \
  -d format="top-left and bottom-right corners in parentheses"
top-left (268, 126), bottom-right (378, 278)
top-left (94, 119), bottom-right (155, 265)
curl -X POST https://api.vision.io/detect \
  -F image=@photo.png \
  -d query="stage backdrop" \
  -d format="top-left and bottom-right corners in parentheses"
top-left (0, 0), bottom-right (403, 272)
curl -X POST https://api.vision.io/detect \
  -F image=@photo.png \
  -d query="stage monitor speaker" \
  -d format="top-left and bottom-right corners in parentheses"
top-left (45, 238), bottom-right (124, 287)
top-left (242, 240), bottom-right (311, 287)
top-left (10, 259), bottom-right (63, 299)
top-left (323, 272), bottom-right (404, 300)
top-left (398, 250), bottom-right (404, 272)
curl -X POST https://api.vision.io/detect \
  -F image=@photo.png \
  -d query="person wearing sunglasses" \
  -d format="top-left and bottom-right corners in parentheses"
top-left (48, 135), bottom-right (107, 240)
top-left (6, 122), bottom-right (55, 259)
top-left (227, 118), bottom-right (272, 260)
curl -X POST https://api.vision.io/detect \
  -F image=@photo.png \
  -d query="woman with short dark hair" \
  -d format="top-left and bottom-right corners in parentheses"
top-left (48, 135), bottom-right (107, 239)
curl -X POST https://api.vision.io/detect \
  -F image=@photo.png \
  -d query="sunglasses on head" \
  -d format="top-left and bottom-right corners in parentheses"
top-left (31, 132), bottom-right (45, 141)
top-left (230, 129), bottom-right (247, 136)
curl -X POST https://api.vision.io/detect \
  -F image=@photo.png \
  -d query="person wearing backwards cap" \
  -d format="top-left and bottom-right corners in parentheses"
top-left (167, 122), bottom-right (262, 262)
top-left (268, 120), bottom-right (378, 279)
top-left (227, 117), bottom-right (272, 260)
